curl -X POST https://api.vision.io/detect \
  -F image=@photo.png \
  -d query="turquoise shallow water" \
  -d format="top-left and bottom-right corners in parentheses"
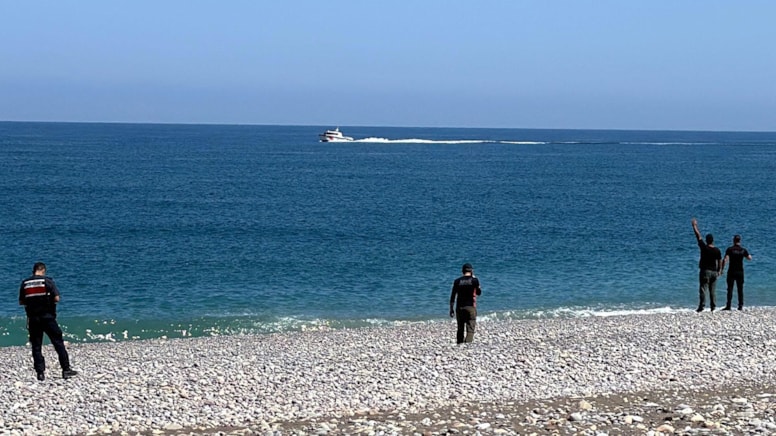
top-left (2, 122), bottom-right (775, 346)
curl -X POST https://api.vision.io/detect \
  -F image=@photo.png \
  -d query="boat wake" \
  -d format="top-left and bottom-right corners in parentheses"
top-left (320, 130), bottom-right (745, 147)
top-left (347, 138), bottom-right (725, 146)
top-left (355, 137), bottom-right (488, 144)
top-left (354, 137), bottom-right (547, 145)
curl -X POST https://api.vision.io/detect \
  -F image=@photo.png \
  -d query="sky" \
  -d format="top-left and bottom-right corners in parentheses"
top-left (1, 1), bottom-right (775, 131)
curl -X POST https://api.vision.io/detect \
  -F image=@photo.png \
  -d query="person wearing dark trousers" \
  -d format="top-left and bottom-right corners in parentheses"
top-left (19, 262), bottom-right (78, 381)
top-left (449, 263), bottom-right (482, 343)
top-left (721, 235), bottom-right (753, 310)
top-left (692, 219), bottom-right (722, 312)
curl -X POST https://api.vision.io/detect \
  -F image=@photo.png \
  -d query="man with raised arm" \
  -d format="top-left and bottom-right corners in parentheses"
top-left (692, 219), bottom-right (722, 312)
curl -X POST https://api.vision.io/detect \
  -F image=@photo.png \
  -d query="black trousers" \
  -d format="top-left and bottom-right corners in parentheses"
top-left (28, 314), bottom-right (71, 374)
top-left (726, 272), bottom-right (745, 309)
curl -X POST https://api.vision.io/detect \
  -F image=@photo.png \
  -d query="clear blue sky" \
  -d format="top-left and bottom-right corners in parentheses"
top-left (2, 1), bottom-right (774, 131)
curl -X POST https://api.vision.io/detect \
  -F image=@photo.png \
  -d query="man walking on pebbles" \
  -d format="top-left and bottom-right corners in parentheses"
top-left (692, 219), bottom-right (722, 312)
top-left (449, 263), bottom-right (482, 343)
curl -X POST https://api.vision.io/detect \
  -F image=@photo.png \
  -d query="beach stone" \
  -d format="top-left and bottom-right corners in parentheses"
top-left (3, 311), bottom-right (776, 435)
top-left (625, 415), bottom-right (643, 424)
top-left (578, 400), bottom-right (593, 411)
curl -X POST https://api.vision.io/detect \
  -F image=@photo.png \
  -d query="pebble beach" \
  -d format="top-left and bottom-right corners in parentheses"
top-left (2, 309), bottom-right (776, 435)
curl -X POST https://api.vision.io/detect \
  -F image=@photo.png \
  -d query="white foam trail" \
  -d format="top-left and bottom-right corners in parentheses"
top-left (560, 306), bottom-right (691, 318)
top-left (355, 137), bottom-right (490, 144)
top-left (352, 138), bottom-right (549, 145)
top-left (60, 305), bottom-right (776, 344)
top-left (479, 306), bottom-right (690, 321)
top-left (620, 142), bottom-right (716, 146)
top-left (500, 141), bottom-right (547, 145)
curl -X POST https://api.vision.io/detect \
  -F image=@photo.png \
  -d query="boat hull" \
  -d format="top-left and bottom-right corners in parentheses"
top-left (319, 136), bottom-right (354, 142)
top-left (318, 128), bottom-right (353, 142)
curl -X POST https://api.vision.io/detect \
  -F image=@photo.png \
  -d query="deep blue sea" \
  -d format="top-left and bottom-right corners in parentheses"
top-left (2, 122), bottom-right (775, 347)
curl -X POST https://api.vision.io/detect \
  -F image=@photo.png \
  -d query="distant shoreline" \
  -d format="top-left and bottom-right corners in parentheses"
top-left (0, 304), bottom-right (744, 348)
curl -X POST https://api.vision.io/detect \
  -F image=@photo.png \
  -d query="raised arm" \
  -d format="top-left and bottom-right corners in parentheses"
top-left (691, 218), bottom-right (702, 241)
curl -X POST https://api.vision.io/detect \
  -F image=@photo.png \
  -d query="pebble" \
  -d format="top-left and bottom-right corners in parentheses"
top-left (1, 309), bottom-right (776, 435)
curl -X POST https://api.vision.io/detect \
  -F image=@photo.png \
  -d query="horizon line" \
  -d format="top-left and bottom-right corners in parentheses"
top-left (1, 119), bottom-right (775, 135)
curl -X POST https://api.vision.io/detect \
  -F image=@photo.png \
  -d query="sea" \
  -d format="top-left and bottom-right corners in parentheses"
top-left (1, 122), bottom-right (775, 347)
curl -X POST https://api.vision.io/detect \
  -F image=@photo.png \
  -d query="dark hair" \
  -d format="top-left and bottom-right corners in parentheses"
top-left (734, 234), bottom-right (742, 243)
top-left (32, 262), bottom-right (46, 274)
top-left (462, 263), bottom-right (473, 273)
top-left (705, 234), bottom-right (714, 244)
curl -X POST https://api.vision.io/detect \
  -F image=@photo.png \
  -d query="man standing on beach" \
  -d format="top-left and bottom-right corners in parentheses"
top-left (692, 219), bottom-right (722, 312)
top-left (449, 263), bottom-right (482, 344)
top-left (721, 235), bottom-right (752, 311)
top-left (19, 262), bottom-right (78, 381)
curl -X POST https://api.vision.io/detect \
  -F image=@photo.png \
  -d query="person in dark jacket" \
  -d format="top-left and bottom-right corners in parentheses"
top-left (721, 235), bottom-right (753, 311)
top-left (19, 262), bottom-right (78, 381)
top-left (692, 219), bottom-right (722, 312)
top-left (449, 263), bottom-right (482, 344)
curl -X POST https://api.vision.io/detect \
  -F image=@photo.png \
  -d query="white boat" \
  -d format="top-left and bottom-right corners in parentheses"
top-left (318, 127), bottom-right (354, 142)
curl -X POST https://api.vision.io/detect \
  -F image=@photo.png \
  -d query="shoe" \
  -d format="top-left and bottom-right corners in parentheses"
top-left (710, 307), bottom-right (715, 312)
top-left (722, 306), bottom-right (731, 311)
top-left (696, 307), bottom-right (704, 312)
top-left (36, 372), bottom-right (45, 381)
top-left (62, 369), bottom-right (78, 379)
top-left (738, 307), bottom-right (743, 311)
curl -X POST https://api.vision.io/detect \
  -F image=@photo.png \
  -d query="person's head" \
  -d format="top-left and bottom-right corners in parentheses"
top-left (705, 234), bottom-right (714, 244)
top-left (461, 263), bottom-right (473, 274)
top-left (733, 234), bottom-right (742, 244)
top-left (32, 262), bottom-right (46, 275)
